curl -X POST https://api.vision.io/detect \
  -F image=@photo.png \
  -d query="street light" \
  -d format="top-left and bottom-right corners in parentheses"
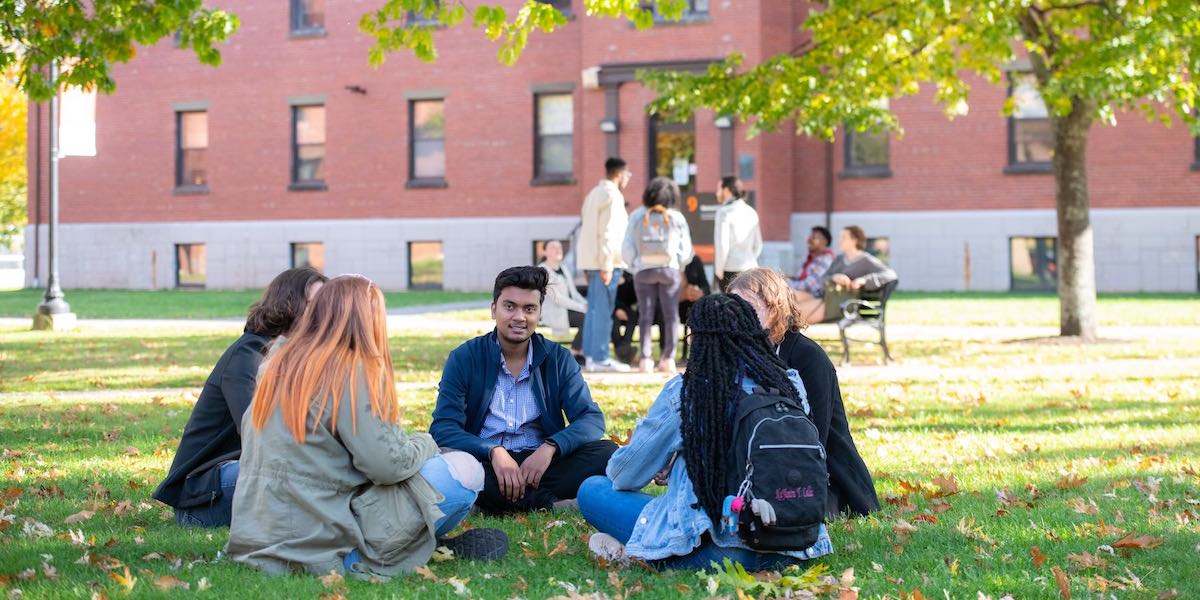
top-left (33, 61), bottom-right (76, 331)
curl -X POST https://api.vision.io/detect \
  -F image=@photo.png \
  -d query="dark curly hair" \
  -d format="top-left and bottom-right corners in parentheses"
top-left (680, 293), bottom-right (802, 528)
top-left (493, 266), bottom-right (549, 304)
top-left (245, 267), bottom-right (328, 337)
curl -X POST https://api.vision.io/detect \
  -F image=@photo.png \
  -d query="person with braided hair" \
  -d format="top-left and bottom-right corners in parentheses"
top-left (727, 268), bottom-right (880, 518)
top-left (576, 294), bottom-right (833, 570)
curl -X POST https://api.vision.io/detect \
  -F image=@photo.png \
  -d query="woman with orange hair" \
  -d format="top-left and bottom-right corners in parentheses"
top-left (726, 268), bottom-right (879, 518)
top-left (227, 275), bottom-right (507, 578)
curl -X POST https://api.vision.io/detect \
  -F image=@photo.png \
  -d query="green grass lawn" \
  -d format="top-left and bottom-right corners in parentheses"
top-left (0, 289), bottom-right (489, 320)
top-left (1, 299), bottom-right (1198, 598)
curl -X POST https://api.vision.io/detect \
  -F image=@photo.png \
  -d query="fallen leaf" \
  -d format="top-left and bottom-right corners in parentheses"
top-left (1031, 546), bottom-right (1047, 567)
top-left (1111, 533), bottom-right (1163, 549)
top-left (319, 570), bottom-right (344, 589)
top-left (153, 575), bottom-right (188, 591)
top-left (123, 447), bottom-right (140, 456)
top-left (197, 577), bottom-right (210, 591)
top-left (1052, 566), bottom-right (1071, 599)
top-left (109, 566), bottom-right (136, 592)
top-left (40, 563), bottom-right (58, 580)
top-left (430, 546), bottom-right (454, 562)
top-left (63, 510), bottom-right (95, 524)
top-left (414, 566), bottom-right (439, 582)
top-left (1057, 474), bottom-right (1088, 490)
top-left (929, 474), bottom-right (960, 498)
top-left (1066, 551), bottom-right (1106, 570)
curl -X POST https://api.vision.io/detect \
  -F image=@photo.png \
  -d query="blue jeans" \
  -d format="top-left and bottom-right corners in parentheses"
top-left (343, 454), bottom-right (480, 571)
top-left (175, 460), bottom-right (239, 528)
top-left (583, 268), bottom-right (623, 361)
top-left (577, 476), bottom-right (806, 571)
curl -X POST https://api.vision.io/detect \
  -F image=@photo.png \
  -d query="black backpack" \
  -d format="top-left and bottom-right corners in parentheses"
top-left (725, 386), bottom-right (828, 551)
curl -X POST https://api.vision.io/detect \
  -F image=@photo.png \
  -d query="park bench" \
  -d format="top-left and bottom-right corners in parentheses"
top-left (820, 279), bottom-right (898, 366)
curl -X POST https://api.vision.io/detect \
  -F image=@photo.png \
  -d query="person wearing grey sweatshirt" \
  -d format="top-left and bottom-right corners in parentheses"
top-left (794, 225), bottom-right (897, 323)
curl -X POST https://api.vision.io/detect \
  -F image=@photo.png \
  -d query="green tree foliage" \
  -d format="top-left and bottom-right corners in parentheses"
top-left (361, 1), bottom-right (1200, 339)
top-left (0, 1), bottom-right (240, 101)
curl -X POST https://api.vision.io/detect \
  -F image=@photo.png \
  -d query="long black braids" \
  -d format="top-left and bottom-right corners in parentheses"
top-left (680, 293), bottom-right (803, 528)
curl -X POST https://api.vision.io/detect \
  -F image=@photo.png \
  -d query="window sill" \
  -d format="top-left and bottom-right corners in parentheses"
top-left (531, 175), bottom-right (577, 186)
top-left (643, 12), bottom-right (711, 26)
top-left (406, 178), bottom-right (448, 189)
top-left (173, 185), bottom-right (210, 195)
top-left (289, 28), bottom-right (327, 39)
top-left (1003, 162), bottom-right (1053, 175)
top-left (288, 181), bottom-right (328, 191)
top-left (839, 166), bottom-right (892, 179)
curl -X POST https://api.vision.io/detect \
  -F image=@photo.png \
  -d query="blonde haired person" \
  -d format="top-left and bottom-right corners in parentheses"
top-left (228, 275), bottom-right (507, 579)
top-left (726, 268), bottom-right (880, 517)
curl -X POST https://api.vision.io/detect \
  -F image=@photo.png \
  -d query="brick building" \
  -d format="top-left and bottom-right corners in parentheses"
top-left (23, 0), bottom-right (1200, 292)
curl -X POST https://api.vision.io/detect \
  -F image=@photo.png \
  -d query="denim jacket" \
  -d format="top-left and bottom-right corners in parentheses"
top-left (606, 371), bottom-right (834, 561)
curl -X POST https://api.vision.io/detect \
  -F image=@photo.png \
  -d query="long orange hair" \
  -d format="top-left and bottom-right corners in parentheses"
top-left (251, 275), bottom-right (398, 442)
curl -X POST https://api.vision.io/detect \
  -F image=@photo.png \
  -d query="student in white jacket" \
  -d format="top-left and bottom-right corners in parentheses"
top-left (713, 176), bottom-right (763, 291)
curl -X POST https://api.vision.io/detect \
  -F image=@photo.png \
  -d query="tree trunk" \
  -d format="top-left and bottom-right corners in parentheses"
top-left (1051, 97), bottom-right (1098, 340)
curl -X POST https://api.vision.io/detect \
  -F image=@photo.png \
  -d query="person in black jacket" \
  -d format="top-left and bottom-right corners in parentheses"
top-left (726, 268), bottom-right (880, 518)
top-left (153, 267), bottom-right (327, 527)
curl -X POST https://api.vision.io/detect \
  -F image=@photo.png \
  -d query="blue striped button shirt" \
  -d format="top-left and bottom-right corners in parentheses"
top-left (479, 340), bottom-right (544, 452)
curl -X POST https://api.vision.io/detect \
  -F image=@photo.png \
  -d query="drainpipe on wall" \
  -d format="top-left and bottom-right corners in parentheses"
top-left (823, 140), bottom-right (834, 230)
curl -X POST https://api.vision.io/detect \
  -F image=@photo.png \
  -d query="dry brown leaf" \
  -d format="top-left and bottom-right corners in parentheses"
top-left (414, 566), bottom-right (439, 582)
top-left (929, 474), bottom-right (960, 498)
top-left (928, 498), bottom-right (952, 514)
top-left (319, 570), bottom-right (344, 589)
top-left (1066, 551), bottom-right (1106, 570)
top-left (511, 576), bottom-right (529, 593)
top-left (1052, 566), bottom-right (1071, 599)
top-left (153, 575), bottom-right (189, 591)
top-left (63, 510), bottom-right (95, 524)
top-left (1031, 546), bottom-right (1047, 567)
top-left (40, 563), bottom-right (58, 580)
top-left (1057, 474), bottom-right (1088, 490)
top-left (123, 447), bottom-right (140, 456)
top-left (1111, 533), bottom-right (1163, 549)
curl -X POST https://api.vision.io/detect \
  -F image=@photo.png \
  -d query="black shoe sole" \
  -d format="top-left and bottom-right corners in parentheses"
top-left (438, 528), bottom-right (509, 561)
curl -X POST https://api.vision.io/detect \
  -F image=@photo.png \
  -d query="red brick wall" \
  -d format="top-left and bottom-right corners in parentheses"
top-left (28, 1), bottom-right (1198, 241)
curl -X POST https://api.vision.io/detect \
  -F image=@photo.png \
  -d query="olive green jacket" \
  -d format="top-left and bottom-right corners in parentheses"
top-left (227, 345), bottom-right (442, 577)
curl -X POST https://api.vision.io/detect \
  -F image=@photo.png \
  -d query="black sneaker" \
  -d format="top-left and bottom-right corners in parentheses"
top-left (437, 528), bottom-right (509, 561)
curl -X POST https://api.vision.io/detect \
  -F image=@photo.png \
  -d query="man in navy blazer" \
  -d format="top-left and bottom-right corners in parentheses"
top-left (431, 266), bottom-right (617, 514)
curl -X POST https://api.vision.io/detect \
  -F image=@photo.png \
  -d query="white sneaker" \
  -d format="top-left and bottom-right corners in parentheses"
top-left (639, 358), bottom-right (655, 373)
top-left (587, 532), bottom-right (625, 562)
top-left (586, 358), bottom-right (631, 373)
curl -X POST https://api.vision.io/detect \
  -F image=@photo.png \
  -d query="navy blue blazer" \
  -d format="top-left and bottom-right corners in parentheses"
top-left (430, 330), bottom-right (606, 460)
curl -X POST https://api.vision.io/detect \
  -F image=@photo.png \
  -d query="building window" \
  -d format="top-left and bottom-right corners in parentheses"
top-left (291, 242), bottom-right (325, 273)
top-left (175, 111), bottom-right (208, 190)
top-left (409, 99), bottom-right (446, 185)
top-left (176, 244), bottom-right (207, 289)
top-left (649, 115), bottom-right (696, 192)
top-left (537, 0), bottom-right (572, 12)
top-left (534, 93), bottom-right (574, 182)
top-left (1007, 73), bottom-right (1053, 172)
top-left (865, 237), bottom-right (890, 264)
top-left (843, 130), bottom-right (890, 177)
top-left (1193, 136), bottom-right (1200, 171)
top-left (291, 0), bottom-right (325, 33)
top-left (648, 0), bottom-right (708, 19)
top-left (292, 104), bottom-right (326, 188)
top-left (533, 239), bottom-right (572, 265)
top-left (1010, 236), bottom-right (1057, 291)
top-left (408, 241), bottom-right (444, 290)
top-left (407, 0), bottom-right (440, 25)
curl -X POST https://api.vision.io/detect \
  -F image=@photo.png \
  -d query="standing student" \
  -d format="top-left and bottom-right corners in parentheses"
top-left (577, 294), bottom-right (833, 570)
top-left (577, 157), bottom-right (633, 372)
top-left (431, 267), bottom-right (617, 514)
top-left (713, 176), bottom-right (762, 292)
top-left (228, 275), bottom-right (508, 578)
top-left (622, 176), bottom-right (693, 373)
top-left (154, 267), bottom-right (327, 528)
top-left (727, 268), bottom-right (880, 517)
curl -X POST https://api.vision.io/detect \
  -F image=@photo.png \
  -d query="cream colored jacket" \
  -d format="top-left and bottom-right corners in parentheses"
top-left (576, 179), bottom-right (629, 272)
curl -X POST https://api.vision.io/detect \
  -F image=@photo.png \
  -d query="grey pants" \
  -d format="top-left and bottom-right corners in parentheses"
top-left (633, 267), bottom-right (682, 361)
